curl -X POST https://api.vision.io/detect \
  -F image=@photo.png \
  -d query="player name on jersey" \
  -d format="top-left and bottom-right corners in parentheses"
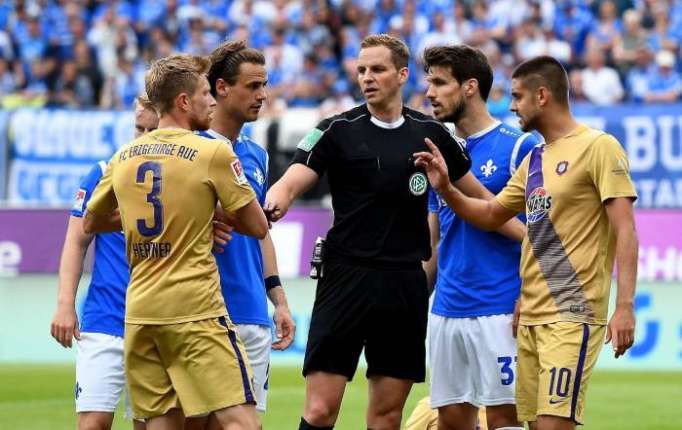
top-left (118, 143), bottom-right (199, 162)
top-left (132, 241), bottom-right (172, 259)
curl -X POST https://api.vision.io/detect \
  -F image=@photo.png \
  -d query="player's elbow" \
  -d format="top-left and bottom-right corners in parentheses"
top-left (82, 215), bottom-right (95, 235)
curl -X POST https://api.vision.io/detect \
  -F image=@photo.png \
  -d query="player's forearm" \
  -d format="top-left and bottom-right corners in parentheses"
top-left (423, 253), bottom-right (438, 294)
top-left (495, 217), bottom-right (526, 242)
top-left (614, 223), bottom-right (638, 308)
top-left (56, 230), bottom-right (91, 306)
top-left (267, 285), bottom-right (289, 308)
top-left (260, 232), bottom-right (279, 277)
top-left (439, 183), bottom-right (505, 231)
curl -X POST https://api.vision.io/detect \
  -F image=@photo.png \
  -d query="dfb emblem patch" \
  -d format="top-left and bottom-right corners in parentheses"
top-left (409, 172), bottom-right (428, 196)
top-left (556, 161), bottom-right (569, 176)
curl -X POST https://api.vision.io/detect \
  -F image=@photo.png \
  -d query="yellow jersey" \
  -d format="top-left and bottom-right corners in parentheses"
top-left (496, 125), bottom-right (637, 325)
top-left (87, 128), bottom-right (256, 325)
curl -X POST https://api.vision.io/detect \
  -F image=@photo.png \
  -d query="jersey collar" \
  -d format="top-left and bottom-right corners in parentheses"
top-left (467, 120), bottom-right (502, 140)
top-left (205, 129), bottom-right (234, 146)
top-left (370, 115), bottom-right (405, 129)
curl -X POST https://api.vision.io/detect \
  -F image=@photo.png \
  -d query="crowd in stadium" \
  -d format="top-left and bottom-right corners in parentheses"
top-left (0, 0), bottom-right (681, 113)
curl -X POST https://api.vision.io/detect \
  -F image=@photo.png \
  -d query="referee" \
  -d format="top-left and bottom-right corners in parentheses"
top-left (266, 34), bottom-right (487, 430)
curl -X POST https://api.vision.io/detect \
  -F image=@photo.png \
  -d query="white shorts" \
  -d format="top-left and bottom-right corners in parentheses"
top-left (236, 324), bottom-right (272, 412)
top-left (429, 313), bottom-right (517, 409)
top-left (75, 332), bottom-right (132, 418)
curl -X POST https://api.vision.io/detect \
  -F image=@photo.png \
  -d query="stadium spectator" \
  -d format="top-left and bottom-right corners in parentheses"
top-left (580, 46), bottom-right (624, 105)
top-left (553, 0), bottom-right (594, 58)
top-left (612, 10), bottom-right (648, 70)
top-left (626, 45), bottom-right (655, 102)
top-left (569, 69), bottom-right (589, 102)
top-left (0, 57), bottom-right (16, 98)
top-left (586, 0), bottom-right (622, 54)
top-left (646, 2), bottom-right (680, 53)
top-left (644, 50), bottom-right (682, 103)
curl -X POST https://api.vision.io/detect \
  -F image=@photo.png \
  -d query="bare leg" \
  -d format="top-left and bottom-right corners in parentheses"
top-left (437, 403), bottom-right (478, 430)
top-left (366, 376), bottom-right (412, 430)
top-left (302, 371), bottom-right (348, 427)
top-left (77, 412), bottom-right (115, 430)
top-left (535, 415), bottom-right (575, 430)
top-left (146, 408), bottom-right (184, 430)
top-left (485, 404), bottom-right (522, 429)
top-left (212, 403), bottom-right (259, 430)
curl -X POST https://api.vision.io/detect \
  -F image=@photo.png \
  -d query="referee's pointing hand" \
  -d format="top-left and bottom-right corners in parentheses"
top-left (413, 138), bottom-right (450, 192)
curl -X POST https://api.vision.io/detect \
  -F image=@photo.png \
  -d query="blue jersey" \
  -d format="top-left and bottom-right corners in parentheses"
top-left (429, 122), bottom-right (539, 318)
top-left (71, 161), bottom-right (129, 337)
top-left (199, 130), bottom-right (270, 326)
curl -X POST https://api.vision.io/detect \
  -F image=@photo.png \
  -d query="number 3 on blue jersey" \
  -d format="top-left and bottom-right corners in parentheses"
top-left (498, 355), bottom-right (517, 386)
top-left (136, 161), bottom-right (163, 236)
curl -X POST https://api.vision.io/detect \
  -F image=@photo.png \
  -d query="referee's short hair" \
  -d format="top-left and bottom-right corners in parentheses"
top-left (208, 40), bottom-right (265, 96)
top-left (423, 45), bottom-right (493, 101)
top-left (512, 56), bottom-right (569, 106)
top-left (361, 34), bottom-right (410, 70)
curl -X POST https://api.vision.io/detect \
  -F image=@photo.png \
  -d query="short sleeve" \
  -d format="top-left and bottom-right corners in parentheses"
top-left (587, 134), bottom-right (638, 202)
top-left (433, 126), bottom-right (471, 182)
top-left (71, 161), bottom-right (107, 217)
top-left (208, 143), bottom-right (257, 213)
top-left (496, 152), bottom-right (529, 214)
top-left (291, 118), bottom-right (335, 176)
top-left (87, 159), bottom-right (119, 216)
top-left (428, 188), bottom-right (440, 213)
top-left (511, 133), bottom-right (541, 175)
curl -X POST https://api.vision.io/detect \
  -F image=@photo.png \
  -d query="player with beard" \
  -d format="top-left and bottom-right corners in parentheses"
top-left (415, 45), bottom-right (539, 430)
top-left (265, 34), bottom-right (523, 430)
top-left (413, 55), bottom-right (638, 430)
top-left (84, 54), bottom-right (268, 430)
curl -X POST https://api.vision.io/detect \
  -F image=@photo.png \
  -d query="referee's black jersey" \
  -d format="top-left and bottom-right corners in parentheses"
top-left (292, 103), bottom-right (471, 266)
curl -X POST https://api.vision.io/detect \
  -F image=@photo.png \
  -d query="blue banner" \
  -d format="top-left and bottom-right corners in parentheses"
top-left (8, 109), bottom-right (134, 205)
top-left (572, 104), bottom-right (682, 209)
top-left (6, 104), bottom-right (682, 207)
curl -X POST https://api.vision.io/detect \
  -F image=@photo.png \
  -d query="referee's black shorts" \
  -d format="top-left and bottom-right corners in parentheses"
top-left (302, 258), bottom-right (429, 382)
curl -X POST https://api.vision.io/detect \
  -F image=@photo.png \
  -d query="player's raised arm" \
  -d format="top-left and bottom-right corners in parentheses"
top-left (450, 171), bottom-right (526, 242)
top-left (415, 138), bottom-right (517, 230)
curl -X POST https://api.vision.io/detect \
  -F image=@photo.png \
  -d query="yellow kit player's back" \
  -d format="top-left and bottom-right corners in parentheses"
top-left (84, 54), bottom-right (268, 427)
top-left (91, 129), bottom-right (254, 324)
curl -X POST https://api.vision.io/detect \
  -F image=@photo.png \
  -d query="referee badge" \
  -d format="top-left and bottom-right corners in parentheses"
top-left (409, 172), bottom-right (428, 196)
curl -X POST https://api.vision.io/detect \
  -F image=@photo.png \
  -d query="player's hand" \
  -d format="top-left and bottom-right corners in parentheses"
top-left (212, 220), bottom-right (234, 253)
top-left (413, 138), bottom-right (450, 192)
top-left (606, 304), bottom-right (635, 358)
top-left (271, 304), bottom-right (296, 350)
top-left (512, 299), bottom-right (521, 338)
top-left (50, 304), bottom-right (80, 348)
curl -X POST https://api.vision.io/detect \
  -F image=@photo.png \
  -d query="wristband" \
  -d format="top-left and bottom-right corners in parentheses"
top-left (265, 275), bottom-right (281, 291)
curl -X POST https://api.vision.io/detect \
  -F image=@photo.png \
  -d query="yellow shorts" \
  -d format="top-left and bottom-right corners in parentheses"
top-left (124, 317), bottom-right (255, 419)
top-left (404, 396), bottom-right (488, 430)
top-left (516, 321), bottom-right (605, 424)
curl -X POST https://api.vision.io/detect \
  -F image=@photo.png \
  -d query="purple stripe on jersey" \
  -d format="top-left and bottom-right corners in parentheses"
top-left (570, 324), bottom-right (590, 422)
top-left (525, 145), bottom-right (595, 320)
top-left (526, 145), bottom-right (545, 201)
top-left (218, 317), bottom-right (255, 404)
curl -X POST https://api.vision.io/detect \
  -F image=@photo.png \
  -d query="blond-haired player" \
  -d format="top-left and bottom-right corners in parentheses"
top-left (413, 55), bottom-right (638, 430)
top-left (84, 54), bottom-right (268, 430)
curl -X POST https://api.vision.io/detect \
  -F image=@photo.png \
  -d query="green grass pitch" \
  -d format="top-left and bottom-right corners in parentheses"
top-left (1, 364), bottom-right (681, 429)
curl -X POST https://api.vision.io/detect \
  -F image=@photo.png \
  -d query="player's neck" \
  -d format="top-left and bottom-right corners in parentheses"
top-left (538, 109), bottom-right (579, 144)
top-left (210, 110), bottom-right (243, 143)
top-left (456, 102), bottom-right (497, 138)
top-left (367, 98), bottom-right (403, 124)
top-left (158, 114), bottom-right (191, 131)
